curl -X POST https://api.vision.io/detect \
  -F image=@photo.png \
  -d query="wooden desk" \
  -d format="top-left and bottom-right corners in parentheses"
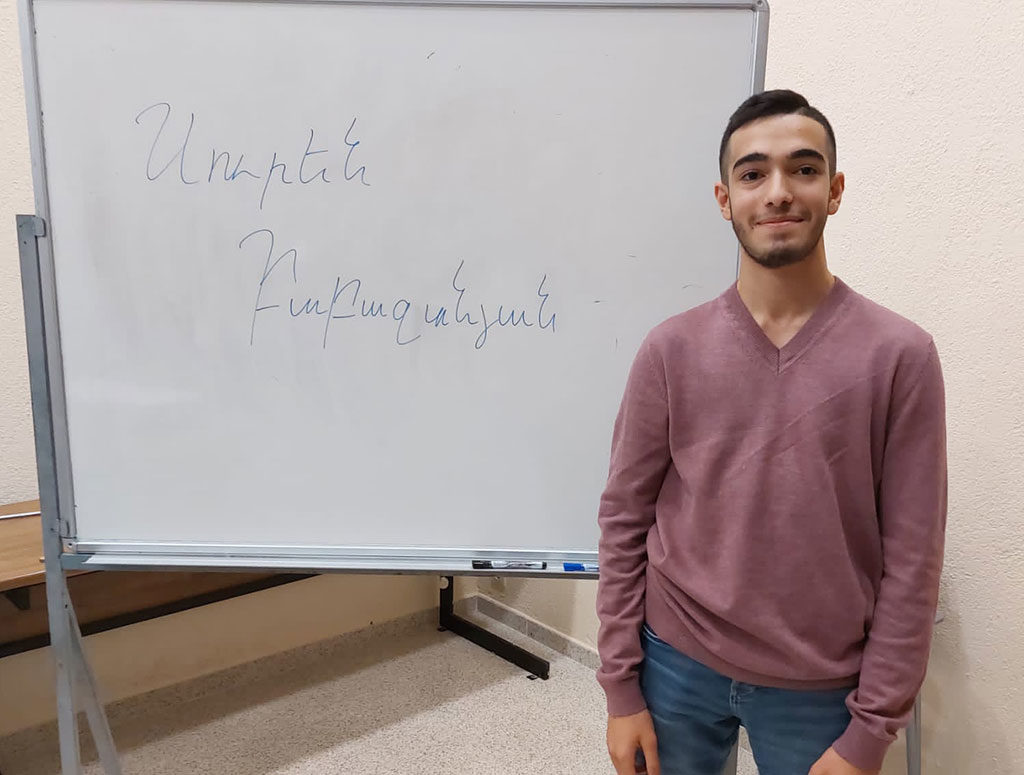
top-left (0, 499), bottom-right (312, 657)
top-left (0, 499), bottom-right (49, 593)
top-left (0, 499), bottom-right (41, 520)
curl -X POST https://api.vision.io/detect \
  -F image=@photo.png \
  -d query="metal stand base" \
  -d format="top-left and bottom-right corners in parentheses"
top-left (437, 576), bottom-right (550, 680)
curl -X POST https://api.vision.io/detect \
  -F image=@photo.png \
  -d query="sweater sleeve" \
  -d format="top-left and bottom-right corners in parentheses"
top-left (833, 339), bottom-right (948, 771)
top-left (595, 338), bottom-right (672, 717)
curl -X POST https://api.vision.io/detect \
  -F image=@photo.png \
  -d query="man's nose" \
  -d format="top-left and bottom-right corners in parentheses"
top-left (764, 170), bottom-right (793, 207)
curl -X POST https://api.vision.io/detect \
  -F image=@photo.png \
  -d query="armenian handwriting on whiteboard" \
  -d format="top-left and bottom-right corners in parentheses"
top-left (134, 102), bottom-right (370, 211)
top-left (239, 229), bottom-right (557, 350)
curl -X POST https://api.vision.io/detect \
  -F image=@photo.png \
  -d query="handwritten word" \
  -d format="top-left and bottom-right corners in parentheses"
top-left (134, 103), bottom-right (371, 211)
top-left (240, 229), bottom-right (557, 350)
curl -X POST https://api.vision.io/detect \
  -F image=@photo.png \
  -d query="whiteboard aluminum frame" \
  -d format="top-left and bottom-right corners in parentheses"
top-left (20, 0), bottom-right (769, 576)
top-left (64, 540), bottom-right (601, 576)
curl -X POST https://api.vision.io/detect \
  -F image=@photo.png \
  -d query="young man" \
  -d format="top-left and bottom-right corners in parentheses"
top-left (596, 90), bottom-right (947, 775)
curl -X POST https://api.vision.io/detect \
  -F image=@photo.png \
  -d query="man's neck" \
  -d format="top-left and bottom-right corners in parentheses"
top-left (735, 248), bottom-right (835, 324)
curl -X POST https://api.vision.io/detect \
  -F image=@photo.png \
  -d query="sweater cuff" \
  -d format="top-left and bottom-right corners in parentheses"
top-left (832, 717), bottom-right (893, 772)
top-left (601, 674), bottom-right (648, 717)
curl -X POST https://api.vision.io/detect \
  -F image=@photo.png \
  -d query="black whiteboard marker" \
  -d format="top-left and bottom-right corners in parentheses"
top-left (472, 560), bottom-right (547, 570)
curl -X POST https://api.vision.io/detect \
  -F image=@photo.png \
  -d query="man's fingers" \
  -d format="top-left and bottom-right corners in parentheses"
top-left (606, 711), bottom-right (658, 775)
top-left (608, 747), bottom-right (634, 775)
top-left (633, 747), bottom-right (648, 774)
top-left (640, 735), bottom-right (660, 775)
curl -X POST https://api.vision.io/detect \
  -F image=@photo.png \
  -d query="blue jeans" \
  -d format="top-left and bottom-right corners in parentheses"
top-left (639, 623), bottom-right (853, 775)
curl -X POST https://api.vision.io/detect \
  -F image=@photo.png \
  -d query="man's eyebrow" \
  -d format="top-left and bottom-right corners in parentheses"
top-left (732, 148), bottom-right (827, 173)
top-left (788, 148), bottom-right (827, 163)
top-left (732, 152), bottom-right (769, 172)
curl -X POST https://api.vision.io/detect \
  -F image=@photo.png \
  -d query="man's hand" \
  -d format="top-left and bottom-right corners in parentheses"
top-left (607, 710), bottom-right (660, 775)
top-left (808, 746), bottom-right (880, 775)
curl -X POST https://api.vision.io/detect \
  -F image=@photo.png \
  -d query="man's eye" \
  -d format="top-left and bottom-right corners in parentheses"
top-left (798, 166), bottom-right (818, 175)
top-left (740, 170), bottom-right (761, 181)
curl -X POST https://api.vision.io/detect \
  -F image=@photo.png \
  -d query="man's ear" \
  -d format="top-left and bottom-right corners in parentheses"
top-left (714, 181), bottom-right (732, 221)
top-left (827, 171), bottom-right (846, 215)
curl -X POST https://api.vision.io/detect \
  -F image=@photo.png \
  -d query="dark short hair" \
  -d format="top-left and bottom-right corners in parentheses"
top-left (719, 89), bottom-right (837, 181)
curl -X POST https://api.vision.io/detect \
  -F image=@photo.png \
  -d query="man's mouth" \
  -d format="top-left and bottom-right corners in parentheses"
top-left (758, 217), bottom-right (803, 226)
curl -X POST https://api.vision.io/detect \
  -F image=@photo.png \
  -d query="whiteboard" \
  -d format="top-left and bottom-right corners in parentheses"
top-left (22, 0), bottom-right (767, 570)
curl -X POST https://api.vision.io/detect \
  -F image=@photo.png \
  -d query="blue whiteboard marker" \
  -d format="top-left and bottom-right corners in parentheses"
top-left (563, 562), bottom-right (598, 572)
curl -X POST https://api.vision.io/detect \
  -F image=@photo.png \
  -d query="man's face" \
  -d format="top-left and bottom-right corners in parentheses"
top-left (714, 114), bottom-right (844, 269)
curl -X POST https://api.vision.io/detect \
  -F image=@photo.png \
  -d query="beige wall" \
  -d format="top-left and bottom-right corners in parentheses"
top-left (482, 1), bottom-right (1024, 774)
top-left (2, 0), bottom-right (1023, 772)
top-left (0, 0), bottom-right (37, 503)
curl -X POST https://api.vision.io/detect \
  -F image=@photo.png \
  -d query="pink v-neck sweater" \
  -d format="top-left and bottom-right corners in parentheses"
top-left (595, 278), bottom-right (947, 771)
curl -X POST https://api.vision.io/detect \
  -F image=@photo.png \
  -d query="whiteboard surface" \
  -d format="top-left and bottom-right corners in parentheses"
top-left (28, 0), bottom-right (760, 559)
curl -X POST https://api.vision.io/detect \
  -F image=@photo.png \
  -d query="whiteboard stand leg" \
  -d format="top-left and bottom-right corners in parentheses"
top-left (438, 576), bottom-right (549, 680)
top-left (906, 694), bottom-right (922, 775)
top-left (67, 587), bottom-right (123, 775)
top-left (48, 578), bottom-right (82, 775)
top-left (20, 213), bottom-right (122, 773)
top-left (20, 213), bottom-right (82, 774)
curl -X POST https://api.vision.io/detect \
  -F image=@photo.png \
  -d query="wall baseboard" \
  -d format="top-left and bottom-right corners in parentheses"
top-left (459, 593), bottom-right (600, 671)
